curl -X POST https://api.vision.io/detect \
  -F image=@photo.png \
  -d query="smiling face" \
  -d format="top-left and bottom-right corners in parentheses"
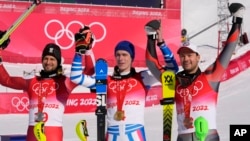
top-left (178, 48), bottom-right (200, 74)
top-left (42, 55), bottom-right (59, 72)
top-left (115, 50), bottom-right (132, 73)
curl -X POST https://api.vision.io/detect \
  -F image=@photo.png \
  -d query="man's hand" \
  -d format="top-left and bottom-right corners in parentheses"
top-left (0, 30), bottom-right (10, 50)
top-left (183, 117), bottom-right (194, 129)
top-left (74, 26), bottom-right (94, 54)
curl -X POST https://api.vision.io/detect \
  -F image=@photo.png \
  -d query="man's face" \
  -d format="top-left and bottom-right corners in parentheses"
top-left (178, 48), bottom-right (200, 73)
top-left (115, 50), bottom-right (132, 73)
top-left (42, 55), bottom-right (58, 72)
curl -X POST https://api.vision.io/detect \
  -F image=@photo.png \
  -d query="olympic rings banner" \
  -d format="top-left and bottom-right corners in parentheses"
top-left (0, 1), bottom-right (181, 66)
top-left (0, 1), bottom-right (180, 114)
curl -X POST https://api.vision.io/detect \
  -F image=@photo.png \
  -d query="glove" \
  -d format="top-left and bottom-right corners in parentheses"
top-left (74, 26), bottom-right (94, 54)
top-left (0, 30), bottom-right (10, 50)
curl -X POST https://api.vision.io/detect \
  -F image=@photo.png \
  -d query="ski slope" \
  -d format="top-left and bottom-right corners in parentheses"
top-left (1, 0), bottom-right (250, 141)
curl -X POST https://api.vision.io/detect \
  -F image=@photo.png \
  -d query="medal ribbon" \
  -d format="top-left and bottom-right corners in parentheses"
top-left (37, 80), bottom-right (48, 122)
top-left (116, 79), bottom-right (130, 119)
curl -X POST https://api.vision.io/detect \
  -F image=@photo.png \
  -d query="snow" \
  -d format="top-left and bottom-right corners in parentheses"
top-left (1, 0), bottom-right (250, 141)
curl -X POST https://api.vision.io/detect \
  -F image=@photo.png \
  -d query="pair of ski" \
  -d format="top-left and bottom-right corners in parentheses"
top-left (77, 58), bottom-right (108, 141)
top-left (146, 19), bottom-right (209, 141)
top-left (145, 19), bottom-right (176, 141)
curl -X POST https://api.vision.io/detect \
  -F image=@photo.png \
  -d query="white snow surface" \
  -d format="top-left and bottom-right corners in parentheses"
top-left (1, 0), bottom-right (250, 141)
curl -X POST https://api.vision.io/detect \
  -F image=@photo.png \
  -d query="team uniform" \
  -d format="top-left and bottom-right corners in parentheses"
top-left (70, 41), bottom-right (179, 141)
top-left (147, 4), bottom-right (244, 141)
top-left (175, 20), bottom-right (242, 141)
top-left (0, 49), bottom-right (95, 141)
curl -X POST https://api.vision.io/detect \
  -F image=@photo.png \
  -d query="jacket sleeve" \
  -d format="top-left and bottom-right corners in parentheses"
top-left (83, 49), bottom-right (95, 75)
top-left (70, 52), bottom-right (96, 89)
top-left (146, 37), bottom-right (179, 82)
top-left (0, 64), bottom-right (27, 90)
top-left (205, 17), bottom-right (242, 84)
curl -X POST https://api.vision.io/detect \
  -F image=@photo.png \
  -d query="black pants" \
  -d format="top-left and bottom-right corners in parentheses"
top-left (177, 129), bottom-right (220, 141)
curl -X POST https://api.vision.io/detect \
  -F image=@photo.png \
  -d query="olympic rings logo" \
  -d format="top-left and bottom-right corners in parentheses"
top-left (176, 80), bottom-right (203, 97)
top-left (11, 96), bottom-right (29, 112)
top-left (44, 19), bottom-right (106, 49)
top-left (32, 82), bottom-right (58, 96)
top-left (109, 79), bottom-right (137, 93)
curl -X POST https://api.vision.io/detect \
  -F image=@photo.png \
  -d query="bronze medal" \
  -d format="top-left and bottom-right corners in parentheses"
top-left (114, 110), bottom-right (124, 121)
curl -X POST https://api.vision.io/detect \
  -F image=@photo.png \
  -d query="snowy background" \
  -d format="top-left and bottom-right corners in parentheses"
top-left (1, 0), bottom-right (250, 141)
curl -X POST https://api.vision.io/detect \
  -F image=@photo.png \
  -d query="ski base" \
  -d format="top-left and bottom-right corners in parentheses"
top-left (95, 58), bottom-right (108, 141)
top-left (161, 70), bottom-right (176, 141)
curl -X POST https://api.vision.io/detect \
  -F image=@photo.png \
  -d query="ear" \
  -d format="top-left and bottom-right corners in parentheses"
top-left (197, 54), bottom-right (201, 61)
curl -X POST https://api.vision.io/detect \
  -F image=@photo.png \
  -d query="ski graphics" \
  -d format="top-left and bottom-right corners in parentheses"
top-left (95, 58), bottom-right (108, 141)
top-left (160, 70), bottom-right (176, 141)
top-left (34, 121), bottom-right (46, 141)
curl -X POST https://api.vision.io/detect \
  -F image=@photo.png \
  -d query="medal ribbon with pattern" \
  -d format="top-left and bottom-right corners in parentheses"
top-left (36, 79), bottom-right (49, 122)
top-left (114, 79), bottom-right (130, 121)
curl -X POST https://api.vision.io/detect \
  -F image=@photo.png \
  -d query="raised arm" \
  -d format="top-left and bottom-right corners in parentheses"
top-left (70, 26), bottom-right (96, 88)
top-left (0, 64), bottom-right (27, 90)
top-left (145, 20), bottom-right (179, 82)
top-left (204, 3), bottom-right (245, 84)
top-left (70, 52), bottom-right (96, 89)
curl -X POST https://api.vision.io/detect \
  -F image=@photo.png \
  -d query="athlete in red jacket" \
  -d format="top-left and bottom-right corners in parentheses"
top-left (146, 3), bottom-right (245, 141)
top-left (0, 27), bottom-right (95, 141)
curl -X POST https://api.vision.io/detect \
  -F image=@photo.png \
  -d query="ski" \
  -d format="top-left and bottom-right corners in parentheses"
top-left (95, 58), bottom-right (108, 141)
top-left (181, 28), bottom-right (188, 43)
top-left (0, 0), bottom-right (42, 45)
top-left (76, 119), bottom-right (89, 141)
top-left (145, 19), bottom-right (176, 141)
top-left (144, 19), bottom-right (160, 40)
top-left (34, 121), bottom-right (46, 141)
top-left (160, 70), bottom-right (176, 141)
top-left (194, 116), bottom-right (209, 141)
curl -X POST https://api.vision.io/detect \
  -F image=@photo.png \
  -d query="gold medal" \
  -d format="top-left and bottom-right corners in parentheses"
top-left (114, 110), bottom-right (124, 121)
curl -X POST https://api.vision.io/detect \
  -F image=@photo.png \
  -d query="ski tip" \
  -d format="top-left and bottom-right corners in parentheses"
top-left (96, 58), bottom-right (107, 63)
top-left (76, 120), bottom-right (89, 141)
top-left (145, 19), bottom-right (160, 30)
top-left (181, 29), bottom-right (187, 36)
top-left (163, 134), bottom-right (171, 141)
top-left (228, 3), bottom-right (245, 14)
